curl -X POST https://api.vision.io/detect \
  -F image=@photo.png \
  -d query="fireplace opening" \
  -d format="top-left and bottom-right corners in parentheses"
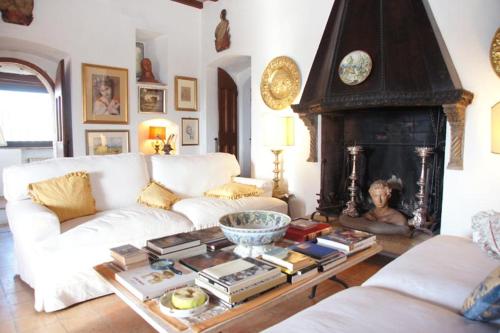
top-left (319, 106), bottom-right (446, 232)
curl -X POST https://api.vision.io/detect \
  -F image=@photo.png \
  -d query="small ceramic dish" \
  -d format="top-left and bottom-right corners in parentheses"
top-left (158, 289), bottom-right (209, 318)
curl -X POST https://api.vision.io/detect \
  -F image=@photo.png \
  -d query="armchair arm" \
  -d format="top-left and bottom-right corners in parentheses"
top-left (6, 200), bottom-right (61, 242)
top-left (233, 176), bottom-right (273, 197)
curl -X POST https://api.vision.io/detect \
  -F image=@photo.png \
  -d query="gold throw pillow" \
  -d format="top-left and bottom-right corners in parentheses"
top-left (204, 182), bottom-right (263, 200)
top-left (137, 181), bottom-right (180, 210)
top-left (28, 172), bottom-right (96, 222)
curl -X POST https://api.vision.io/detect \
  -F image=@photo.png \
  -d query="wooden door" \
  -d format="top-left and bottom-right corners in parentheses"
top-left (54, 59), bottom-right (73, 157)
top-left (218, 68), bottom-right (238, 155)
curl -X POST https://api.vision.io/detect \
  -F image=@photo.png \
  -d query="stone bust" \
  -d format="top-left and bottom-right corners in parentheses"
top-left (139, 58), bottom-right (159, 83)
top-left (363, 180), bottom-right (408, 226)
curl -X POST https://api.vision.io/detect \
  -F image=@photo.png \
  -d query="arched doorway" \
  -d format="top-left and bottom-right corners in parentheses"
top-left (0, 57), bottom-right (72, 158)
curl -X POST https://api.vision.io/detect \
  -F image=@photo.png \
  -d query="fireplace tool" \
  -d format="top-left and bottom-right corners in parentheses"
top-left (409, 147), bottom-right (434, 235)
top-left (342, 146), bottom-right (363, 217)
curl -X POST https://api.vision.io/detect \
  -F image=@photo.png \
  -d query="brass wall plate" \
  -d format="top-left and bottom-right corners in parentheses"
top-left (491, 28), bottom-right (500, 78)
top-left (260, 56), bottom-right (301, 110)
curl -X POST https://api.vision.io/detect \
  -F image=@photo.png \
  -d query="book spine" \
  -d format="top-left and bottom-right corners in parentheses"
top-left (197, 273), bottom-right (230, 293)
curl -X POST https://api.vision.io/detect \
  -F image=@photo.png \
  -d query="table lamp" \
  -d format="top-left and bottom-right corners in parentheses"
top-left (149, 126), bottom-right (166, 154)
top-left (265, 116), bottom-right (295, 198)
top-left (493, 102), bottom-right (500, 154)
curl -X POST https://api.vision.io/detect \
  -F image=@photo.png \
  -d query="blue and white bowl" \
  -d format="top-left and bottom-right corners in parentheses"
top-left (219, 210), bottom-right (291, 258)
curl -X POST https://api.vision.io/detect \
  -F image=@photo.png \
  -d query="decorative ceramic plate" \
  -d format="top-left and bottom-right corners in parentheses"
top-left (491, 28), bottom-right (500, 78)
top-left (338, 50), bottom-right (372, 85)
top-left (261, 56), bottom-right (301, 110)
top-left (159, 289), bottom-right (209, 318)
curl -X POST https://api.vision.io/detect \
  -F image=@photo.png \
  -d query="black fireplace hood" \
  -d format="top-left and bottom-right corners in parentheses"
top-left (293, 0), bottom-right (473, 168)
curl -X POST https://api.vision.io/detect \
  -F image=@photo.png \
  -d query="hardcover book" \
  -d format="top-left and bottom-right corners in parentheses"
top-left (142, 244), bottom-right (207, 261)
top-left (290, 218), bottom-right (319, 230)
top-left (290, 241), bottom-right (344, 261)
top-left (115, 262), bottom-right (196, 301)
top-left (206, 238), bottom-right (234, 252)
top-left (147, 233), bottom-right (201, 255)
top-left (188, 227), bottom-right (226, 244)
top-left (110, 244), bottom-right (148, 265)
top-left (261, 249), bottom-right (315, 272)
top-left (200, 257), bottom-right (281, 293)
top-left (284, 223), bottom-right (332, 242)
top-left (317, 228), bottom-right (376, 253)
top-left (180, 251), bottom-right (240, 272)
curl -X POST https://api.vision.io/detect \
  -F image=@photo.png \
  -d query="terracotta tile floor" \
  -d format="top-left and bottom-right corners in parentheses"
top-left (0, 225), bottom-right (391, 333)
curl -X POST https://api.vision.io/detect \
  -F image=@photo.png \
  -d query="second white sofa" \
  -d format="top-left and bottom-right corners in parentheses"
top-left (4, 152), bottom-right (287, 312)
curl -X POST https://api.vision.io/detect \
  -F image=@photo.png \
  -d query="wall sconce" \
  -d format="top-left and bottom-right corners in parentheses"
top-left (149, 126), bottom-right (166, 154)
top-left (493, 102), bottom-right (500, 154)
top-left (264, 116), bottom-right (295, 198)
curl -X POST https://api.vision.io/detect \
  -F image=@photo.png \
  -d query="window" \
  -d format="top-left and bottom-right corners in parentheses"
top-left (0, 90), bottom-right (53, 142)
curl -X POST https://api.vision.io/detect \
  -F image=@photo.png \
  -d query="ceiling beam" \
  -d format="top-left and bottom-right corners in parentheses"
top-left (171, 0), bottom-right (217, 9)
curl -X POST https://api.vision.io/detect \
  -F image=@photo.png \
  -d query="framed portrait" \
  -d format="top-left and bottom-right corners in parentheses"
top-left (85, 130), bottom-right (130, 155)
top-left (175, 76), bottom-right (198, 111)
top-left (181, 118), bottom-right (199, 146)
top-left (136, 42), bottom-right (145, 79)
top-left (138, 84), bottom-right (167, 114)
top-left (82, 63), bottom-right (128, 124)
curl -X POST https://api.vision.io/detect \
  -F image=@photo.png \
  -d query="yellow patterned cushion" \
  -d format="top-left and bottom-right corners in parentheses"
top-left (28, 172), bottom-right (96, 222)
top-left (204, 182), bottom-right (263, 200)
top-left (462, 267), bottom-right (500, 321)
top-left (137, 181), bottom-right (180, 210)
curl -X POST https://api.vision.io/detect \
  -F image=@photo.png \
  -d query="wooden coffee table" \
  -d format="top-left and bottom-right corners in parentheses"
top-left (94, 244), bottom-right (382, 333)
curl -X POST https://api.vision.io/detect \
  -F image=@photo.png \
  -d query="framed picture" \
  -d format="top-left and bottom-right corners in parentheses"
top-left (181, 118), bottom-right (199, 146)
top-left (85, 130), bottom-right (130, 155)
top-left (82, 63), bottom-right (128, 124)
top-left (138, 84), bottom-right (167, 114)
top-left (136, 42), bottom-right (145, 79)
top-left (175, 76), bottom-right (198, 111)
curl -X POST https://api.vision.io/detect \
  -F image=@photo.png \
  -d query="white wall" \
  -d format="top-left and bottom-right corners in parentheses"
top-left (0, 0), bottom-right (202, 156)
top-left (201, 0), bottom-right (500, 235)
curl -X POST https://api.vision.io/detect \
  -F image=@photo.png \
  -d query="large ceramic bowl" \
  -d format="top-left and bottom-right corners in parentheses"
top-left (219, 210), bottom-right (291, 258)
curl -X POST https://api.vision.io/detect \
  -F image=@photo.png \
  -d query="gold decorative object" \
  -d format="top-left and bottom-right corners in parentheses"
top-left (339, 50), bottom-right (372, 86)
top-left (260, 56), bottom-right (301, 110)
top-left (491, 28), bottom-right (500, 78)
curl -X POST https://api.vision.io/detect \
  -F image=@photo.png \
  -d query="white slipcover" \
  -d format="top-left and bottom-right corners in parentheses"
top-left (3, 153), bottom-right (149, 211)
top-left (264, 286), bottom-right (496, 333)
top-left (151, 153), bottom-right (240, 197)
top-left (363, 235), bottom-right (499, 312)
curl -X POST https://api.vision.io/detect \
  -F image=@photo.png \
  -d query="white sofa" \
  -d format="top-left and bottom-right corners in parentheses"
top-left (3, 152), bottom-right (287, 312)
top-left (264, 235), bottom-right (499, 333)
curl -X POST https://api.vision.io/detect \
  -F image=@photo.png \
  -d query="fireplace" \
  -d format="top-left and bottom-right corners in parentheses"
top-left (292, 0), bottom-right (473, 233)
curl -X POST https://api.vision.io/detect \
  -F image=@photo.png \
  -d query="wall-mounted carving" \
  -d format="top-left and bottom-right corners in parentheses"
top-left (0, 0), bottom-right (33, 26)
top-left (443, 92), bottom-right (473, 170)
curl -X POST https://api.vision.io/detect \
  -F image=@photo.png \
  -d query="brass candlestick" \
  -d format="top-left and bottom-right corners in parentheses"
top-left (409, 147), bottom-right (433, 230)
top-left (271, 149), bottom-right (285, 198)
top-left (342, 146), bottom-right (363, 217)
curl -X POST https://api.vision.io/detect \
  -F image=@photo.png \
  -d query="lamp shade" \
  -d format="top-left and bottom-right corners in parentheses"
top-left (149, 126), bottom-right (166, 140)
top-left (264, 116), bottom-right (295, 147)
top-left (493, 102), bottom-right (500, 154)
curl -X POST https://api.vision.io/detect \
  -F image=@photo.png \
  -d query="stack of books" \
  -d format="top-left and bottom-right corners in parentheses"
top-left (188, 227), bottom-right (233, 251)
top-left (144, 232), bottom-right (207, 260)
top-left (290, 241), bottom-right (346, 272)
top-left (284, 218), bottom-right (332, 242)
top-left (261, 247), bottom-right (318, 283)
top-left (180, 250), bottom-right (240, 272)
top-left (195, 257), bottom-right (286, 307)
top-left (115, 262), bottom-right (196, 301)
top-left (110, 244), bottom-right (149, 270)
top-left (316, 228), bottom-right (376, 254)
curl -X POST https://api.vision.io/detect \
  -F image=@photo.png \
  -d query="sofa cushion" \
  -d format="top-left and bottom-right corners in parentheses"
top-left (463, 267), bottom-right (500, 321)
top-left (204, 182), bottom-right (263, 200)
top-left (137, 181), bottom-right (180, 210)
top-left (3, 153), bottom-right (149, 211)
top-left (172, 196), bottom-right (287, 229)
top-left (263, 286), bottom-right (496, 333)
top-left (472, 211), bottom-right (500, 259)
top-left (31, 204), bottom-right (195, 312)
top-left (151, 153), bottom-right (240, 198)
top-left (363, 235), bottom-right (499, 313)
top-left (28, 171), bottom-right (96, 222)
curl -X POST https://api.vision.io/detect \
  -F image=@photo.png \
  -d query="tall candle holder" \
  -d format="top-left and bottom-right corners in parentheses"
top-left (409, 147), bottom-right (433, 231)
top-left (342, 146), bottom-right (363, 217)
